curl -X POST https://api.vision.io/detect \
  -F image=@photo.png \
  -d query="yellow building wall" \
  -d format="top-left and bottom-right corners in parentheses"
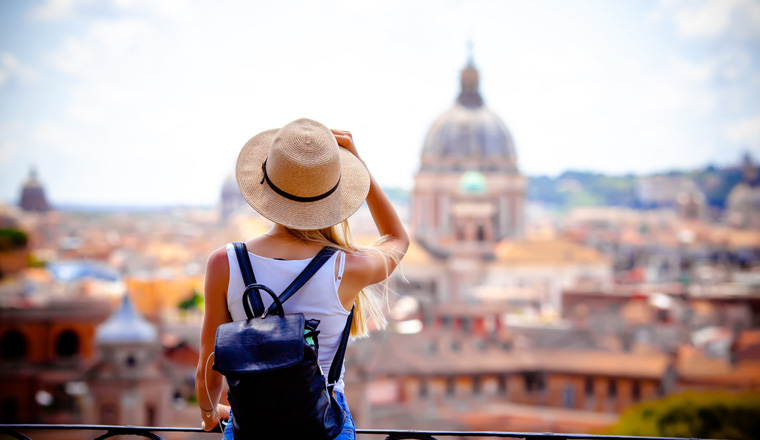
top-left (125, 275), bottom-right (205, 317)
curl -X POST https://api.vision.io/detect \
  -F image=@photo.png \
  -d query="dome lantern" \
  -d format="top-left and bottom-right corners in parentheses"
top-left (96, 294), bottom-right (157, 345)
top-left (458, 61), bottom-right (483, 109)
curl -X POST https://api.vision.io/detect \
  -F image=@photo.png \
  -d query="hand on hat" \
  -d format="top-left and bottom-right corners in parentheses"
top-left (331, 129), bottom-right (362, 162)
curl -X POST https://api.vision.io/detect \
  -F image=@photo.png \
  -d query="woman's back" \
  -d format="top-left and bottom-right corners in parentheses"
top-left (224, 243), bottom-right (351, 392)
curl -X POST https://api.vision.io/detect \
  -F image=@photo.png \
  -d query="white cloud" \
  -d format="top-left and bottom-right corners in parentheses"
top-left (30, 0), bottom-right (189, 22)
top-left (652, 0), bottom-right (760, 40)
top-left (30, 120), bottom-right (86, 155)
top-left (0, 52), bottom-right (38, 87)
top-left (46, 19), bottom-right (152, 78)
top-left (0, 141), bottom-right (19, 165)
top-left (112, 0), bottom-right (190, 20)
top-left (29, 0), bottom-right (87, 21)
top-left (726, 114), bottom-right (760, 151)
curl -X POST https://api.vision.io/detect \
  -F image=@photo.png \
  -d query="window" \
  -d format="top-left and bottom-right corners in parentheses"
top-left (55, 330), bottom-right (80, 358)
top-left (562, 385), bottom-right (575, 408)
top-left (419, 380), bottom-right (428, 398)
top-left (473, 376), bottom-right (481, 396)
top-left (584, 377), bottom-right (594, 397)
top-left (461, 318), bottom-right (472, 334)
top-left (446, 378), bottom-right (455, 397)
top-left (146, 404), bottom-right (156, 426)
top-left (1, 330), bottom-right (27, 360)
top-left (440, 316), bottom-right (452, 329)
top-left (632, 380), bottom-right (641, 401)
top-left (497, 375), bottom-right (507, 395)
top-left (1, 398), bottom-right (19, 423)
top-left (523, 372), bottom-right (546, 394)
top-left (608, 379), bottom-right (617, 399)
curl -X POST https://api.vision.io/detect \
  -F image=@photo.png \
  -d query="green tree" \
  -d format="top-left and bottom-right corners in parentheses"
top-left (178, 288), bottom-right (204, 310)
top-left (0, 229), bottom-right (28, 251)
top-left (607, 391), bottom-right (760, 440)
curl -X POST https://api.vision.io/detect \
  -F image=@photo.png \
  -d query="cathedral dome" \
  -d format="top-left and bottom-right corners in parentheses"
top-left (96, 294), bottom-right (157, 345)
top-left (421, 61), bottom-right (517, 173)
top-left (220, 172), bottom-right (248, 219)
top-left (19, 167), bottom-right (51, 212)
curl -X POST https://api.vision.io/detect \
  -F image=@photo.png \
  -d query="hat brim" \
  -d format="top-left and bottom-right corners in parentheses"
top-left (236, 128), bottom-right (371, 230)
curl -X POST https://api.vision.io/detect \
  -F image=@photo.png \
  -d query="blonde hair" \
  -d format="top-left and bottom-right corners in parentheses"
top-left (286, 220), bottom-right (401, 338)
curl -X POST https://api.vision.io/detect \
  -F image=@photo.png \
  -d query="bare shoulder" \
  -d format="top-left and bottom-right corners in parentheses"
top-left (207, 245), bottom-right (229, 272)
top-left (205, 245), bottom-right (230, 290)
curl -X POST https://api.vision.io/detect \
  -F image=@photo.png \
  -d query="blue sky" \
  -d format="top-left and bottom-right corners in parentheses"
top-left (1, 0), bottom-right (759, 206)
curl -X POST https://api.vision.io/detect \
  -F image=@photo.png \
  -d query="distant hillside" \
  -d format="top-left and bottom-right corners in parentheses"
top-left (527, 164), bottom-right (746, 210)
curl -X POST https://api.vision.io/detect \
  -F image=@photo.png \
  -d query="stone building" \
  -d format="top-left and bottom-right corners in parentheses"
top-left (412, 59), bottom-right (525, 252)
top-left (726, 153), bottom-right (760, 229)
top-left (0, 296), bottom-right (110, 423)
top-left (83, 294), bottom-right (171, 427)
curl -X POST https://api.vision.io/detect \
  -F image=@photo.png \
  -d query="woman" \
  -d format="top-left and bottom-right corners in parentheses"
top-left (195, 118), bottom-right (409, 439)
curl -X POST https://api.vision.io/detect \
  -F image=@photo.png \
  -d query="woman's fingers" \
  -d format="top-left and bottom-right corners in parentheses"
top-left (330, 128), bottom-right (351, 136)
top-left (201, 417), bottom-right (219, 431)
top-left (216, 404), bottom-right (230, 420)
top-left (331, 129), bottom-right (360, 158)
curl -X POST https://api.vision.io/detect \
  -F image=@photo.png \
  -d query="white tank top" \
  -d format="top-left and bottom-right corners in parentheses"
top-left (225, 243), bottom-right (350, 393)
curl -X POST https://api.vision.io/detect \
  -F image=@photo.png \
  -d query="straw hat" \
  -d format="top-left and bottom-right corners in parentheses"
top-left (236, 118), bottom-right (370, 230)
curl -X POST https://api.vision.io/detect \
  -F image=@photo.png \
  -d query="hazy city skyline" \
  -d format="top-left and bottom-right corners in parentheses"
top-left (1, 0), bottom-right (759, 206)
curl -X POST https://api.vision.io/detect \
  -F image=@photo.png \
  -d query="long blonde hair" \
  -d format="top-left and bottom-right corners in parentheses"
top-left (286, 220), bottom-right (401, 338)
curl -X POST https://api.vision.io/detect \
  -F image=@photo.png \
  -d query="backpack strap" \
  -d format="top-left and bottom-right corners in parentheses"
top-left (327, 307), bottom-right (354, 394)
top-left (264, 246), bottom-right (337, 315)
top-left (233, 242), bottom-right (265, 318)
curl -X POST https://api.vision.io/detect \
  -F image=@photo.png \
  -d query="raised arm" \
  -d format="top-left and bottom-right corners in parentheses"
top-left (332, 129), bottom-right (410, 290)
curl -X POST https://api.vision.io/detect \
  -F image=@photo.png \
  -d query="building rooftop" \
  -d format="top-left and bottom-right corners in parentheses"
top-left (96, 294), bottom-right (157, 344)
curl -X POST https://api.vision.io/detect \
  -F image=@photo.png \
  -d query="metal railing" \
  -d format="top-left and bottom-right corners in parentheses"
top-left (0, 424), bottom-right (713, 440)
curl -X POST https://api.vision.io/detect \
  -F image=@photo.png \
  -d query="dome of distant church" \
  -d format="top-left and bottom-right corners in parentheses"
top-left (220, 172), bottom-right (248, 219)
top-left (421, 61), bottom-right (517, 172)
top-left (19, 167), bottom-right (51, 212)
top-left (96, 294), bottom-right (157, 344)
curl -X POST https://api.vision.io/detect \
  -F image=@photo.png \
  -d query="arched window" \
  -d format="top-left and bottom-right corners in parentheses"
top-left (55, 330), bottom-right (80, 358)
top-left (1, 398), bottom-right (19, 423)
top-left (1, 330), bottom-right (27, 360)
